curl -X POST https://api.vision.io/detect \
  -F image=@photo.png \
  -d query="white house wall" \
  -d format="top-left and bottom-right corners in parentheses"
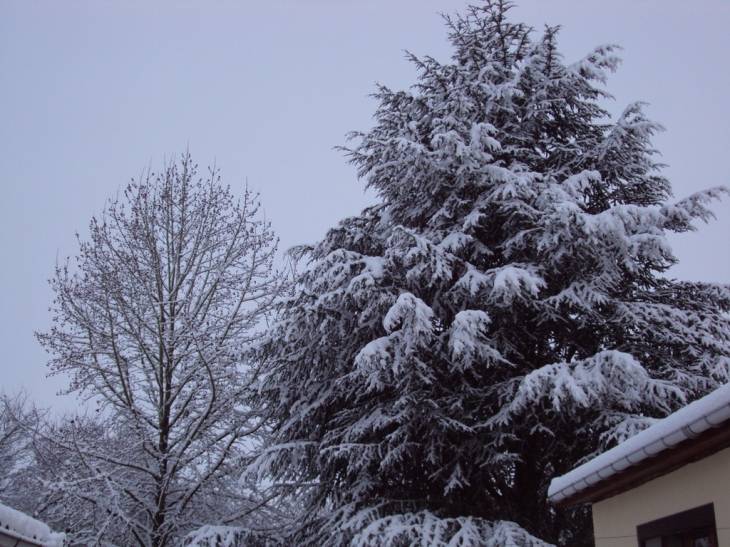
top-left (592, 446), bottom-right (730, 547)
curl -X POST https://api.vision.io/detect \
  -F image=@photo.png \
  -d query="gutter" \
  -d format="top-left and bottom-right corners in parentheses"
top-left (547, 385), bottom-right (730, 505)
top-left (0, 528), bottom-right (44, 547)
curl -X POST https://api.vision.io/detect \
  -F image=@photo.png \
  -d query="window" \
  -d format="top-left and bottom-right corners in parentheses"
top-left (638, 504), bottom-right (717, 547)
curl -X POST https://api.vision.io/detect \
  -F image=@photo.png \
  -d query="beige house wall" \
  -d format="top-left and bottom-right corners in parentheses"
top-left (592, 446), bottom-right (730, 547)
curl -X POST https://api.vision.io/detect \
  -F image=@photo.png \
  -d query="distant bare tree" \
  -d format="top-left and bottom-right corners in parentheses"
top-left (36, 153), bottom-right (288, 547)
top-left (0, 392), bottom-right (42, 507)
top-left (0, 393), bottom-right (28, 497)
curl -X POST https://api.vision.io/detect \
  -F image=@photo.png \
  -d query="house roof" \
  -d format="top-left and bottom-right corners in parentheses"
top-left (0, 503), bottom-right (65, 547)
top-left (548, 382), bottom-right (730, 506)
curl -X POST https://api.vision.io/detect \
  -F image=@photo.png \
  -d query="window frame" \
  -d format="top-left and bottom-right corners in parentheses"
top-left (637, 503), bottom-right (717, 547)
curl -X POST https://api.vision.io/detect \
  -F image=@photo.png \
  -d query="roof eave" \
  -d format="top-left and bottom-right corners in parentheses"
top-left (553, 419), bottom-right (730, 507)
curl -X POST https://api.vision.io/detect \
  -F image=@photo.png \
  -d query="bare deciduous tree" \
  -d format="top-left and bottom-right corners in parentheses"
top-left (36, 153), bottom-right (288, 547)
top-left (0, 392), bottom-right (40, 505)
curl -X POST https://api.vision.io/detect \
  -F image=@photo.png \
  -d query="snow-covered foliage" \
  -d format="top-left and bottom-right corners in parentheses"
top-left (35, 154), bottom-right (289, 547)
top-left (252, 2), bottom-right (730, 547)
top-left (184, 525), bottom-right (281, 547)
top-left (0, 501), bottom-right (65, 547)
top-left (349, 512), bottom-right (552, 547)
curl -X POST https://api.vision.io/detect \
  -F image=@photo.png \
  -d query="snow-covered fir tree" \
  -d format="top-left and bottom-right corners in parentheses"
top-left (252, 2), bottom-right (730, 546)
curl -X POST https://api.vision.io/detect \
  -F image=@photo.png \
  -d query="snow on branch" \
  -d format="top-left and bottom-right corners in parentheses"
top-left (348, 510), bottom-right (554, 547)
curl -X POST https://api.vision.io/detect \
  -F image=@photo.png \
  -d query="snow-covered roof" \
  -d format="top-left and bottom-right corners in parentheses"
top-left (0, 503), bottom-right (65, 547)
top-left (548, 382), bottom-right (730, 505)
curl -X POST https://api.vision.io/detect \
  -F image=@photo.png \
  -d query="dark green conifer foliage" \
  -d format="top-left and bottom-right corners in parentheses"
top-left (254, 3), bottom-right (730, 546)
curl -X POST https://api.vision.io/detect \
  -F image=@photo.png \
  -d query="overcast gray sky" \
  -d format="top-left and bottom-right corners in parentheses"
top-left (1, 0), bottom-right (729, 412)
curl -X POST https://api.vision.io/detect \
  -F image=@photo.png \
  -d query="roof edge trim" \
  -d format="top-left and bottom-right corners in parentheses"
top-left (547, 383), bottom-right (730, 505)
